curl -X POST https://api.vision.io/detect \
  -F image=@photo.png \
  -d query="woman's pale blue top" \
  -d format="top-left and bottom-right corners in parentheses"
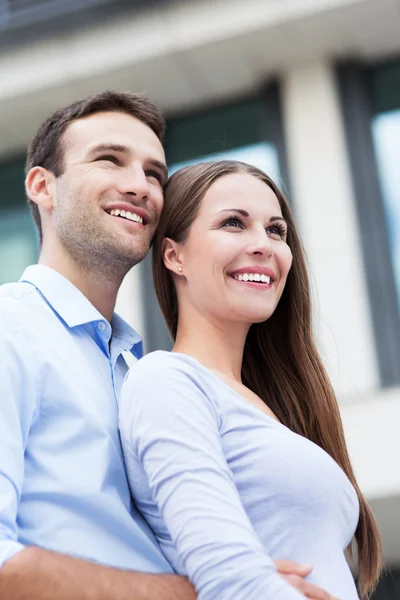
top-left (119, 351), bottom-right (360, 600)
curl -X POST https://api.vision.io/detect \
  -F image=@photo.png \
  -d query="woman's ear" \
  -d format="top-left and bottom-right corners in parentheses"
top-left (162, 238), bottom-right (185, 276)
top-left (25, 167), bottom-right (56, 213)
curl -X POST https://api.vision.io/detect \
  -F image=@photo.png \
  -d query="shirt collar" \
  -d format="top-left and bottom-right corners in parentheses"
top-left (20, 265), bottom-right (143, 357)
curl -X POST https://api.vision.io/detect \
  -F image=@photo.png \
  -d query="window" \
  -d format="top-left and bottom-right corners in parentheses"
top-left (1, 0), bottom-right (170, 45)
top-left (165, 97), bottom-right (282, 183)
top-left (141, 84), bottom-right (289, 352)
top-left (370, 61), bottom-right (400, 311)
top-left (0, 157), bottom-right (38, 285)
top-left (338, 61), bottom-right (400, 387)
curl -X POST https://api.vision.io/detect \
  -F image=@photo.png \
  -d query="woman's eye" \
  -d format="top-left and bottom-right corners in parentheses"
top-left (221, 217), bottom-right (244, 229)
top-left (267, 225), bottom-right (287, 240)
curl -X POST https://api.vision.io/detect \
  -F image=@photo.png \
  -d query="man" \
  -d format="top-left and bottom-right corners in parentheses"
top-left (0, 91), bottom-right (332, 600)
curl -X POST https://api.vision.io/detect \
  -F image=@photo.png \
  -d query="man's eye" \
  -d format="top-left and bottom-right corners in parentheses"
top-left (95, 155), bottom-right (119, 164)
top-left (146, 170), bottom-right (163, 183)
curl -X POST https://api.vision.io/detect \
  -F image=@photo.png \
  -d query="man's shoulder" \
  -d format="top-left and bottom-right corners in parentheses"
top-left (0, 281), bottom-right (45, 328)
top-left (0, 281), bottom-right (38, 310)
top-left (0, 280), bottom-right (36, 301)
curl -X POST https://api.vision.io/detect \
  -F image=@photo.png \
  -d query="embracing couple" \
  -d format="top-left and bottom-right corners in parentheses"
top-left (0, 91), bottom-right (382, 600)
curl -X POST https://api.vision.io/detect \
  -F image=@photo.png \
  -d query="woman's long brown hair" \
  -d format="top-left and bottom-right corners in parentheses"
top-left (152, 160), bottom-right (382, 598)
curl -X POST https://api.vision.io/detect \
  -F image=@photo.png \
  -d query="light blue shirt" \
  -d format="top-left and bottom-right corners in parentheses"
top-left (0, 265), bottom-right (172, 573)
top-left (120, 351), bottom-right (360, 600)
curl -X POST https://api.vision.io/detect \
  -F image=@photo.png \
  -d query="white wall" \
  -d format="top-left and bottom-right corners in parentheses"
top-left (115, 264), bottom-right (146, 338)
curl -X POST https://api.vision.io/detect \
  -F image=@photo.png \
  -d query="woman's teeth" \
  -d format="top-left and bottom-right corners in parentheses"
top-left (233, 273), bottom-right (271, 284)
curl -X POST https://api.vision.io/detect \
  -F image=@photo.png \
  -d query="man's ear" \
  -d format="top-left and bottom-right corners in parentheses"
top-left (25, 167), bottom-right (56, 213)
top-left (162, 238), bottom-right (185, 276)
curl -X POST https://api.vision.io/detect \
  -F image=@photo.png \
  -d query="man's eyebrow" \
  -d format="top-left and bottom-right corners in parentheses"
top-left (86, 144), bottom-right (168, 182)
top-left (87, 143), bottom-right (129, 157)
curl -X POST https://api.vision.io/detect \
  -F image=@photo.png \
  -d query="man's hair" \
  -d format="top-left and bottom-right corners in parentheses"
top-left (25, 90), bottom-right (165, 240)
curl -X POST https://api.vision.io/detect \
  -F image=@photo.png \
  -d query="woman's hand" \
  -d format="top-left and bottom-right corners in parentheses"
top-left (274, 560), bottom-right (340, 600)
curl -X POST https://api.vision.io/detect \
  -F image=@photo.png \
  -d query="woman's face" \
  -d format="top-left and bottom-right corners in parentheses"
top-left (170, 172), bottom-right (293, 327)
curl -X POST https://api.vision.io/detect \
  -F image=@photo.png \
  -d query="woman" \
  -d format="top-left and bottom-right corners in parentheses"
top-left (119, 161), bottom-right (382, 600)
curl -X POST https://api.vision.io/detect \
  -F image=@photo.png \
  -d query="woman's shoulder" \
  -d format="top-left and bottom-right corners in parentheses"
top-left (122, 351), bottom-right (221, 420)
top-left (128, 350), bottom-right (200, 379)
top-left (124, 350), bottom-right (216, 396)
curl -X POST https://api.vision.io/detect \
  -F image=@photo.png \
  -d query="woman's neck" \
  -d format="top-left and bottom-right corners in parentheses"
top-left (172, 311), bottom-right (249, 383)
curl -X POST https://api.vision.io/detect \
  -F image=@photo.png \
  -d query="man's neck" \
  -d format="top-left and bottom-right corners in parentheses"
top-left (38, 248), bottom-right (122, 323)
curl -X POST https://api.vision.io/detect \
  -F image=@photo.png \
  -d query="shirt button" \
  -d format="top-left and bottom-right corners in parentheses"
top-left (98, 322), bottom-right (106, 331)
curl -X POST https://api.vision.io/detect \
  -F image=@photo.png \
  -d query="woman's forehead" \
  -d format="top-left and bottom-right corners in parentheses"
top-left (201, 172), bottom-right (282, 216)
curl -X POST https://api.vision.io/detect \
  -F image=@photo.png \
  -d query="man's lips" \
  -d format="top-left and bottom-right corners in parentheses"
top-left (104, 202), bottom-right (149, 225)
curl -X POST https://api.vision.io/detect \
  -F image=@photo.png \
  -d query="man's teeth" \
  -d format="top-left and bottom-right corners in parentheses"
top-left (234, 273), bottom-right (271, 284)
top-left (109, 208), bottom-right (143, 224)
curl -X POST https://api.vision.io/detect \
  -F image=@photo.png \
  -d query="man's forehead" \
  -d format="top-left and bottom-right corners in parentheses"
top-left (63, 111), bottom-right (165, 160)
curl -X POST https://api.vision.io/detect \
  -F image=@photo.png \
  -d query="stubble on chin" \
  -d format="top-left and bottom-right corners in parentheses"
top-left (56, 208), bottom-right (151, 284)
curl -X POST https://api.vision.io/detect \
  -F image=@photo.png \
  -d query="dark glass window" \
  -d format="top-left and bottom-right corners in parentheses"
top-left (0, 156), bottom-right (38, 284)
top-left (369, 60), bottom-right (400, 311)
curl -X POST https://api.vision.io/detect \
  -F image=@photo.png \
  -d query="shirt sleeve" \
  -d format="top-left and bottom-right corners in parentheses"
top-left (120, 356), bottom-right (304, 600)
top-left (0, 306), bottom-right (38, 569)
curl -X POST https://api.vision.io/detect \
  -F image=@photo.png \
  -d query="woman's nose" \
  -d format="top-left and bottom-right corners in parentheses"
top-left (246, 231), bottom-right (274, 256)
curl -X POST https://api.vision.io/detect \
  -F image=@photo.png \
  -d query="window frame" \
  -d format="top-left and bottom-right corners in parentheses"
top-left (337, 61), bottom-right (400, 387)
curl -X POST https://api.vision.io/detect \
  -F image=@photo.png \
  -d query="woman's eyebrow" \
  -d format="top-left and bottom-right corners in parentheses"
top-left (270, 216), bottom-right (287, 225)
top-left (217, 210), bottom-right (287, 226)
top-left (218, 208), bottom-right (249, 217)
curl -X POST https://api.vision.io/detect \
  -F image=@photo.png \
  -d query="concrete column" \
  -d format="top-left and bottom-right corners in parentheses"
top-left (281, 60), bottom-right (378, 400)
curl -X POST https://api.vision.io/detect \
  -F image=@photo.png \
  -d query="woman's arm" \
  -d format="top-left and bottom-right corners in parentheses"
top-left (120, 356), bottom-right (305, 600)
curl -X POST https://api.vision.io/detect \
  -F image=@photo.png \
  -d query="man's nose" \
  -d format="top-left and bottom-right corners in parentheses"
top-left (116, 167), bottom-right (149, 199)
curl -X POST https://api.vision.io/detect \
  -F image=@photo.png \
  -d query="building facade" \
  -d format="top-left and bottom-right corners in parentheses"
top-left (0, 0), bottom-right (399, 596)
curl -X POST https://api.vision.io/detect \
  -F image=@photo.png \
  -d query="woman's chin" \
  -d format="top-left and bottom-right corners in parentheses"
top-left (229, 308), bottom-right (275, 326)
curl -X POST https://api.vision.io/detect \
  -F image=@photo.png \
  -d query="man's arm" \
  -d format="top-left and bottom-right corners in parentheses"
top-left (0, 552), bottom-right (336, 600)
top-left (0, 547), bottom-right (196, 600)
top-left (0, 306), bottom-right (38, 570)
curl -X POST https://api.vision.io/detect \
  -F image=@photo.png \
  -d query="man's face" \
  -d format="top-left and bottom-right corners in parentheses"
top-left (51, 111), bottom-right (167, 277)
